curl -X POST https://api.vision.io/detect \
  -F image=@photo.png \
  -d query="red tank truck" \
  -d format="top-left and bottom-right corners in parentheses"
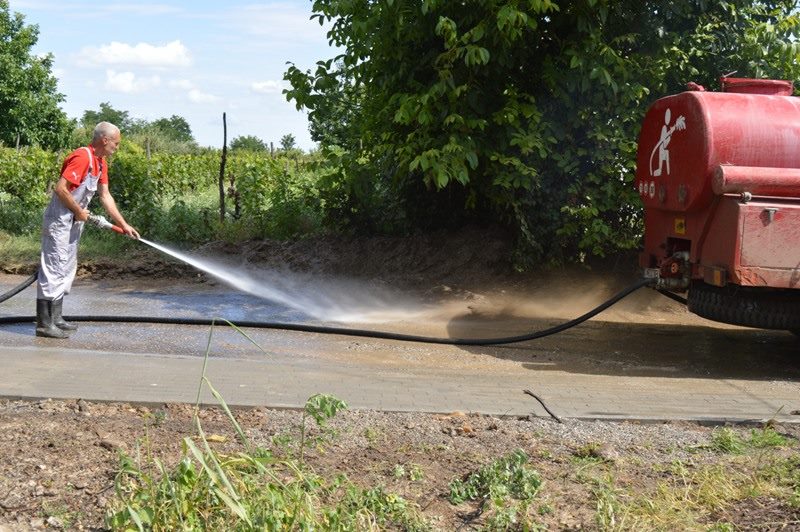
top-left (637, 77), bottom-right (800, 334)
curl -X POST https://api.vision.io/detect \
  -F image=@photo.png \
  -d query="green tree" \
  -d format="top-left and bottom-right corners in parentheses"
top-left (0, 0), bottom-right (71, 149)
top-left (295, 60), bottom-right (363, 149)
top-left (80, 108), bottom-right (197, 153)
top-left (151, 115), bottom-right (194, 143)
top-left (279, 134), bottom-right (297, 152)
top-left (230, 134), bottom-right (268, 151)
top-left (286, 0), bottom-right (800, 263)
top-left (81, 102), bottom-right (133, 132)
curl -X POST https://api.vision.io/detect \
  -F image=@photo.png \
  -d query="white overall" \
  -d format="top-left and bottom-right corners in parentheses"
top-left (37, 147), bottom-right (100, 300)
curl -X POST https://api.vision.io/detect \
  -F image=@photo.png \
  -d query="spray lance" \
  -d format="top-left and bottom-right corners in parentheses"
top-left (86, 214), bottom-right (125, 235)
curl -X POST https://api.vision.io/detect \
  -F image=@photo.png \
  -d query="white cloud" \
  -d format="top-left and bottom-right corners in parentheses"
top-left (166, 79), bottom-right (217, 104)
top-left (168, 79), bottom-right (197, 91)
top-left (82, 40), bottom-right (191, 68)
top-left (188, 89), bottom-right (218, 104)
top-left (250, 80), bottom-right (285, 94)
top-left (105, 70), bottom-right (161, 93)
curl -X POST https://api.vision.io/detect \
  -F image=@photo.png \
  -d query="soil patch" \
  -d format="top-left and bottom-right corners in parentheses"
top-left (1, 399), bottom-right (798, 531)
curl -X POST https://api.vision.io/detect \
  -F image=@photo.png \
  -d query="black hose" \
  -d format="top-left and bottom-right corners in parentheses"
top-left (0, 271), bottom-right (37, 304)
top-left (0, 277), bottom-right (654, 346)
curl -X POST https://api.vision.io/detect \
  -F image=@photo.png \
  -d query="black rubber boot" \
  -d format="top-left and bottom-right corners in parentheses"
top-left (52, 298), bottom-right (78, 332)
top-left (35, 299), bottom-right (70, 339)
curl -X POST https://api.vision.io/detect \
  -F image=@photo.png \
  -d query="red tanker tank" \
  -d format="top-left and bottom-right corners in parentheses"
top-left (636, 78), bottom-right (800, 332)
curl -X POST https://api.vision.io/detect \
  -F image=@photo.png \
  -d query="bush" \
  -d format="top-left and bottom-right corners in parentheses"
top-left (0, 144), bottom-right (326, 245)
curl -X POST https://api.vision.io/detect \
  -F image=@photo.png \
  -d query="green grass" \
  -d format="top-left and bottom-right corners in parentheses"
top-left (105, 321), bottom-right (429, 531)
top-left (585, 428), bottom-right (799, 531)
top-left (0, 229), bottom-right (147, 271)
top-left (710, 427), bottom-right (746, 454)
top-left (748, 426), bottom-right (793, 449)
top-left (0, 230), bottom-right (39, 268)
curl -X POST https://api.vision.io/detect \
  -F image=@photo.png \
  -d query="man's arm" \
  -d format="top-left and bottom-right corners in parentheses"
top-left (97, 183), bottom-right (140, 239)
top-left (54, 178), bottom-right (90, 222)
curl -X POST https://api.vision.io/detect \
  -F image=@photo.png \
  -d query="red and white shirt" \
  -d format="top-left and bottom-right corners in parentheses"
top-left (60, 145), bottom-right (109, 192)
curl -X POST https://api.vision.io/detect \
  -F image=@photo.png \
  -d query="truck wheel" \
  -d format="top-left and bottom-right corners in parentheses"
top-left (687, 281), bottom-right (800, 330)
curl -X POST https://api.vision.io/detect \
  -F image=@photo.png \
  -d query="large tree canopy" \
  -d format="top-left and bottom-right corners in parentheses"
top-left (285, 0), bottom-right (800, 263)
top-left (81, 102), bottom-right (134, 132)
top-left (79, 103), bottom-right (196, 153)
top-left (0, 0), bottom-right (71, 149)
top-left (149, 115), bottom-right (194, 143)
top-left (230, 134), bottom-right (268, 152)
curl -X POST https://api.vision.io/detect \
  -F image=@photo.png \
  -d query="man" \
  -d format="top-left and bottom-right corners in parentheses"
top-left (36, 122), bottom-right (139, 338)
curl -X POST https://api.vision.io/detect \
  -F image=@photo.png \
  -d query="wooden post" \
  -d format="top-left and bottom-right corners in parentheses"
top-left (218, 112), bottom-right (227, 222)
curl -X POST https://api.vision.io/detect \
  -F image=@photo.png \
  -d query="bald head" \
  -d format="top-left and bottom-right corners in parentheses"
top-left (91, 122), bottom-right (122, 157)
top-left (92, 122), bottom-right (120, 142)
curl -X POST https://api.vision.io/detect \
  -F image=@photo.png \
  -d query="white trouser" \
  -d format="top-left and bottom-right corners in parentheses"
top-left (37, 152), bottom-right (99, 300)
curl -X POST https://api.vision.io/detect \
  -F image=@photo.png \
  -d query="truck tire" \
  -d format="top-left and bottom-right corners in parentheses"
top-left (687, 281), bottom-right (800, 330)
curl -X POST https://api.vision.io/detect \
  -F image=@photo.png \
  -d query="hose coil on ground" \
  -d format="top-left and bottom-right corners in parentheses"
top-left (0, 272), bottom-right (37, 304)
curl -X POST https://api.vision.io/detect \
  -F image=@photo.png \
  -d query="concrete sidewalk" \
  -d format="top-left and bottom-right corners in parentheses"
top-left (2, 345), bottom-right (799, 423)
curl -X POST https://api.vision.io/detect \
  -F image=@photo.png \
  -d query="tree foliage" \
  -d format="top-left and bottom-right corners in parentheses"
top-left (285, 0), bottom-right (800, 263)
top-left (80, 103), bottom-right (197, 153)
top-left (0, 0), bottom-right (71, 149)
top-left (231, 134), bottom-right (268, 152)
top-left (81, 102), bottom-right (134, 132)
top-left (149, 115), bottom-right (194, 143)
top-left (279, 134), bottom-right (297, 152)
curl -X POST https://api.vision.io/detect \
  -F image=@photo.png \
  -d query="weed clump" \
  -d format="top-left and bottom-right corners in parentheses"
top-left (105, 323), bottom-right (427, 531)
top-left (106, 395), bottom-right (428, 531)
top-left (448, 449), bottom-right (543, 529)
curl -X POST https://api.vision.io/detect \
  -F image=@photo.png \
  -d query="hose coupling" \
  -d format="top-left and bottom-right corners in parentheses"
top-left (87, 214), bottom-right (125, 234)
top-left (644, 251), bottom-right (692, 291)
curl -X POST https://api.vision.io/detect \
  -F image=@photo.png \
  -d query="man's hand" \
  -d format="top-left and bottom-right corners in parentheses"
top-left (121, 223), bottom-right (140, 240)
top-left (73, 209), bottom-right (90, 223)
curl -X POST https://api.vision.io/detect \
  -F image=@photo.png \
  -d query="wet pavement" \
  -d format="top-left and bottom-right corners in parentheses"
top-left (1, 273), bottom-right (799, 423)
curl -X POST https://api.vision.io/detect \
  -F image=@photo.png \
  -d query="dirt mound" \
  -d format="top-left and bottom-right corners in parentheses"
top-left (219, 225), bottom-right (513, 286)
top-left (3, 225), bottom-right (643, 299)
top-left (67, 225), bottom-right (516, 289)
top-left (72, 225), bottom-right (639, 293)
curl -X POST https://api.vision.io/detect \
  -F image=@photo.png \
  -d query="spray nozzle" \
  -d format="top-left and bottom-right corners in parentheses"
top-left (87, 214), bottom-right (125, 234)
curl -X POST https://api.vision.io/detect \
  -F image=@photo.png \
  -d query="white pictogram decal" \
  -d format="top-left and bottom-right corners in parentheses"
top-left (649, 108), bottom-right (686, 177)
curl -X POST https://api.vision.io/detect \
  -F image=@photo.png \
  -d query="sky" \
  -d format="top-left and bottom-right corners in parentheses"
top-left (7, 1), bottom-right (337, 150)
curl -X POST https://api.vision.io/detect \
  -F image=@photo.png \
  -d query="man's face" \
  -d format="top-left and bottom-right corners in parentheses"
top-left (102, 132), bottom-right (121, 156)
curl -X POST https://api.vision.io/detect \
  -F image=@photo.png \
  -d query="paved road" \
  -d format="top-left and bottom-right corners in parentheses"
top-left (1, 274), bottom-right (799, 423)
